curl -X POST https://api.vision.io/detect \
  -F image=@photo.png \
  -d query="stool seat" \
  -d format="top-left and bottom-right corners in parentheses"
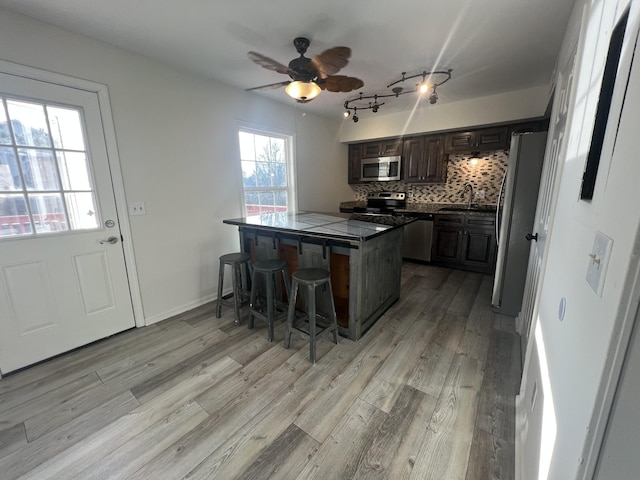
top-left (291, 268), bottom-right (332, 283)
top-left (249, 259), bottom-right (290, 341)
top-left (220, 252), bottom-right (251, 263)
top-left (253, 259), bottom-right (288, 272)
top-left (216, 252), bottom-right (251, 324)
top-left (284, 267), bottom-right (338, 363)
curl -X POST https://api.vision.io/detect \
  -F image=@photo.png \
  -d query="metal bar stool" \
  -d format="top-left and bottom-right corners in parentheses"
top-left (284, 267), bottom-right (338, 363)
top-left (248, 259), bottom-right (291, 341)
top-left (215, 252), bottom-right (251, 325)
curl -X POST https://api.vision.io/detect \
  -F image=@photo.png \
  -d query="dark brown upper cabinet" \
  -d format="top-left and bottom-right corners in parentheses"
top-left (403, 135), bottom-right (446, 184)
top-left (444, 126), bottom-right (509, 154)
top-left (360, 140), bottom-right (403, 158)
top-left (347, 144), bottom-right (363, 184)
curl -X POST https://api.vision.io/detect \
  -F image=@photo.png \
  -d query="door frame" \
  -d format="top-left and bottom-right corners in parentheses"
top-left (0, 60), bottom-right (144, 332)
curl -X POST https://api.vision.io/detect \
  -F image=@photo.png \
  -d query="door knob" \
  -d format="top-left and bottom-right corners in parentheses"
top-left (525, 233), bottom-right (538, 242)
top-left (99, 236), bottom-right (119, 245)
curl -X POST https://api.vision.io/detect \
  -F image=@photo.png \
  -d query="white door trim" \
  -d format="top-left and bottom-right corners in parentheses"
top-left (0, 59), bottom-right (144, 329)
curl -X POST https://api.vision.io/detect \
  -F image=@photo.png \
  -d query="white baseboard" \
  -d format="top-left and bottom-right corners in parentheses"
top-left (142, 291), bottom-right (230, 325)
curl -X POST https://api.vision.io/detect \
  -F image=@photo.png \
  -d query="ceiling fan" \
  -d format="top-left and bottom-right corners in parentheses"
top-left (246, 37), bottom-right (364, 103)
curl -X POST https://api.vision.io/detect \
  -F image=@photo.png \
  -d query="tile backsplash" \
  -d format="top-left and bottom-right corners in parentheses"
top-left (351, 150), bottom-right (508, 205)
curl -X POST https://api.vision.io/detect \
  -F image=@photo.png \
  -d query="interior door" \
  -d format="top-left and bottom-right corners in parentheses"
top-left (517, 48), bottom-right (576, 359)
top-left (514, 42), bottom-right (578, 480)
top-left (0, 72), bottom-right (135, 374)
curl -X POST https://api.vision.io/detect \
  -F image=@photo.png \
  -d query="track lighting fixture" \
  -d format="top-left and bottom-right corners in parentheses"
top-left (343, 69), bottom-right (452, 122)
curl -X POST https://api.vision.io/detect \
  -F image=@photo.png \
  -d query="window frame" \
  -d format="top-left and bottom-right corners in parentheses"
top-left (237, 125), bottom-right (297, 216)
top-left (0, 95), bottom-right (100, 239)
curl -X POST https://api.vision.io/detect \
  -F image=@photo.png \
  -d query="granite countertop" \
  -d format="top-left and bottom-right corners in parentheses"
top-left (339, 201), bottom-right (497, 217)
top-left (223, 211), bottom-right (414, 243)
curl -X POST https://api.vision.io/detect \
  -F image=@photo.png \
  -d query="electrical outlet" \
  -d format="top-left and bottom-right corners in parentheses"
top-left (475, 189), bottom-right (486, 199)
top-left (129, 202), bottom-right (147, 216)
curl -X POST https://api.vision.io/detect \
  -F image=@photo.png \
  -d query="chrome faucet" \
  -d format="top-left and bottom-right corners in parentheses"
top-left (462, 183), bottom-right (474, 209)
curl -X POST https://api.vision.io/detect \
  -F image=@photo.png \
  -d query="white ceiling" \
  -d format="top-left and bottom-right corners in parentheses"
top-left (0, 0), bottom-right (576, 118)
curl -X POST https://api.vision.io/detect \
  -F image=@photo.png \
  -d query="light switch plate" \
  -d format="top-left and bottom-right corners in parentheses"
top-left (586, 231), bottom-right (613, 296)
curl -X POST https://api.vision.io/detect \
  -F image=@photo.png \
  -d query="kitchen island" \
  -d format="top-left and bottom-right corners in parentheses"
top-left (223, 212), bottom-right (413, 340)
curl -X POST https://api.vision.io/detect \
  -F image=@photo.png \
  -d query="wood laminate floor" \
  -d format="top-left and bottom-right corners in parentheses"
top-left (0, 263), bottom-right (520, 479)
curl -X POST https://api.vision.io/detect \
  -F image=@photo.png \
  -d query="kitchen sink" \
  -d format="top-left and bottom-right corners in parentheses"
top-left (438, 206), bottom-right (497, 213)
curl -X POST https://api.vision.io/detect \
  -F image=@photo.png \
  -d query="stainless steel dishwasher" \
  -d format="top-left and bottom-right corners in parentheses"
top-left (402, 215), bottom-right (434, 262)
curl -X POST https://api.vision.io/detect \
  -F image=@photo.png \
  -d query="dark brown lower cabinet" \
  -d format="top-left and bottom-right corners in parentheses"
top-left (432, 214), bottom-right (497, 274)
top-left (431, 215), bottom-right (463, 265)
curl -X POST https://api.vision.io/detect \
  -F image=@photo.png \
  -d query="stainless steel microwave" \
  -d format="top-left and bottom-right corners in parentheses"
top-left (360, 156), bottom-right (402, 182)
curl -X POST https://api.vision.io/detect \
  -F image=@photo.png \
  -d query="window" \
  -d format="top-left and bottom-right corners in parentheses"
top-left (0, 96), bottom-right (98, 238)
top-left (238, 128), bottom-right (295, 216)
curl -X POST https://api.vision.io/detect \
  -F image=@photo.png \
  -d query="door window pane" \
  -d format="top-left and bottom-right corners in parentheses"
top-left (0, 147), bottom-right (21, 190)
top-left (47, 106), bottom-right (85, 150)
top-left (6, 100), bottom-right (52, 147)
top-left (19, 149), bottom-right (60, 191)
top-left (0, 105), bottom-right (10, 145)
top-left (29, 193), bottom-right (68, 233)
top-left (65, 192), bottom-right (98, 229)
top-left (57, 152), bottom-right (92, 190)
top-left (0, 194), bottom-right (29, 237)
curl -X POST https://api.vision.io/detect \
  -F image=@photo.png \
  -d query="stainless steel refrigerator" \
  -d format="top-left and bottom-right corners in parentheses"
top-left (491, 131), bottom-right (547, 316)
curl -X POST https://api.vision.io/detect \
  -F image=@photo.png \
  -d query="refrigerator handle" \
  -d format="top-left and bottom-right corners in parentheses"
top-left (496, 170), bottom-right (507, 245)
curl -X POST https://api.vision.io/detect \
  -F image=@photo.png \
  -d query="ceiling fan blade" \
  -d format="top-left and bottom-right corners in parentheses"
top-left (246, 80), bottom-right (291, 92)
top-left (247, 51), bottom-right (291, 75)
top-left (320, 75), bottom-right (364, 93)
top-left (309, 46), bottom-right (351, 79)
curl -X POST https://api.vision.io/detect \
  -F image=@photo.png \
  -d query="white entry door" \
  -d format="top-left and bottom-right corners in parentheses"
top-left (0, 72), bottom-right (135, 374)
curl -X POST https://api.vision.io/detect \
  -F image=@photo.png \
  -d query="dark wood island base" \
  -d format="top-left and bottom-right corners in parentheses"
top-left (224, 212), bottom-right (410, 340)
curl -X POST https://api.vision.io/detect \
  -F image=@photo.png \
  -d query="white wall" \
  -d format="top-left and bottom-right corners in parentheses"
top-left (338, 85), bottom-right (550, 143)
top-left (593, 307), bottom-right (640, 478)
top-left (0, 7), bottom-right (351, 323)
top-left (521, 0), bottom-right (640, 477)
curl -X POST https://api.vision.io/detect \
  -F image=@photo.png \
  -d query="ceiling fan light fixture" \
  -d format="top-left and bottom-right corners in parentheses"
top-left (285, 81), bottom-right (321, 102)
